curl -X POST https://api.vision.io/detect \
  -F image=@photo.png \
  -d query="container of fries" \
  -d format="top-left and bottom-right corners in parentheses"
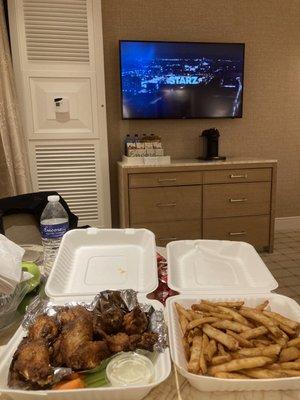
top-left (166, 240), bottom-right (300, 391)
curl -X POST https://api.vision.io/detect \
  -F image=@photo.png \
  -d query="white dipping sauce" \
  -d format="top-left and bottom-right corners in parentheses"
top-left (106, 352), bottom-right (154, 387)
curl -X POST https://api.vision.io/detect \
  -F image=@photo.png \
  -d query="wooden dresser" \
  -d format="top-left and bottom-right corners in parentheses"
top-left (118, 159), bottom-right (277, 252)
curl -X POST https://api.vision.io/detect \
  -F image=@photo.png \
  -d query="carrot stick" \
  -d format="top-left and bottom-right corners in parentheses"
top-left (52, 377), bottom-right (85, 390)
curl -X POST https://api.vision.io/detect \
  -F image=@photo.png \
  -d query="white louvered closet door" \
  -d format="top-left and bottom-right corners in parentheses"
top-left (8, 0), bottom-right (111, 228)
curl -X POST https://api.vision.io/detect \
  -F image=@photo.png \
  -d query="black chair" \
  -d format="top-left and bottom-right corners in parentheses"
top-left (0, 191), bottom-right (78, 245)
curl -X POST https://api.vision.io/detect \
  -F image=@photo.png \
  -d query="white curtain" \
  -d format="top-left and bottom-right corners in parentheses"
top-left (0, 0), bottom-right (32, 197)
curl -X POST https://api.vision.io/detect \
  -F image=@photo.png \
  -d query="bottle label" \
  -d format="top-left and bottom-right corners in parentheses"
top-left (40, 222), bottom-right (69, 239)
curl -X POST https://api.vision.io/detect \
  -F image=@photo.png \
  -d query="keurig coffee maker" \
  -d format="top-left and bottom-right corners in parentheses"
top-left (200, 128), bottom-right (226, 161)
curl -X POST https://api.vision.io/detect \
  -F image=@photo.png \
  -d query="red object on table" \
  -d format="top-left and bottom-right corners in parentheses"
top-left (149, 252), bottom-right (178, 305)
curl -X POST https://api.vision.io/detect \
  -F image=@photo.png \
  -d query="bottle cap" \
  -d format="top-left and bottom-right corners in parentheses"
top-left (47, 195), bottom-right (60, 202)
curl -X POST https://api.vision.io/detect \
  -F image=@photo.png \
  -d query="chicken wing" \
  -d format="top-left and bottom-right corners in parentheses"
top-left (136, 332), bottom-right (158, 351)
top-left (93, 308), bottom-right (124, 336)
top-left (123, 306), bottom-right (148, 335)
top-left (11, 339), bottom-right (53, 387)
top-left (106, 332), bottom-right (130, 353)
top-left (53, 316), bottom-right (110, 370)
top-left (129, 332), bottom-right (158, 352)
top-left (106, 331), bottom-right (158, 353)
top-left (8, 369), bottom-right (32, 390)
top-left (69, 341), bottom-right (110, 370)
top-left (28, 314), bottom-right (59, 342)
top-left (56, 305), bottom-right (92, 325)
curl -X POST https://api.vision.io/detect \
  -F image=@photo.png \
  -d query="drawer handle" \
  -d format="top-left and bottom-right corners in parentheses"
top-left (158, 237), bottom-right (178, 241)
top-left (158, 178), bottom-right (177, 183)
top-left (229, 231), bottom-right (246, 236)
top-left (156, 202), bottom-right (177, 207)
top-left (230, 174), bottom-right (248, 179)
top-left (229, 198), bottom-right (248, 203)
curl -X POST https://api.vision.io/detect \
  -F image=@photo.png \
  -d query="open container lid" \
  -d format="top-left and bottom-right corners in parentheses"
top-left (167, 240), bottom-right (278, 294)
top-left (45, 228), bottom-right (158, 299)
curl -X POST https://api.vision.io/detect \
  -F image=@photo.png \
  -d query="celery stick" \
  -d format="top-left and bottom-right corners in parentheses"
top-left (86, 380), bottom-right (107, 388)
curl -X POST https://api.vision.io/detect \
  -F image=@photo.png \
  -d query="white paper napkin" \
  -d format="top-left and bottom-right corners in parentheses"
top-left (0, 234), bottom-right (25, 295)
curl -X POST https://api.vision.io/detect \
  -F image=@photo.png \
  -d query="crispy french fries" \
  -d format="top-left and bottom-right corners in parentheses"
top-left (212, 320), bottom-right (250, 333)
top-left (203, 324), bottom-right (239, 351)
top-left (182, 337), bottom-right (190, 361)
top-left (279, 347), bottom-right (300, 362)
top-left (186, 317), bottom-right (218, 330)
top-left (187, 327), bottom-right (202, 344)
top-left (251, 339), bottom-right (273, 347)
top-left (279, 361), bottom-right (300, 370)
top-left (178, 314), bottom-right (189, 334)
top-left (175, 299), bottom-right (300, 379)
top-left (226, 329), bottom-right (254, 348)
top-left (239, 308), bottom-right (283, 337)
top-left (203, 312), bottom-right (235, 320)
top-left (205, 339), bottom-right (217, 363)
top-left (175, 303), bottom-right (193, 322)
top-left (277, 370), bottom-right (300, 377)
top-left (211, 301), bottom-right (244, 308)
top-left (189, 310), bottom-right (204, 319)
top-left (217, 343), bottom-right (228, 356)
top-left (268, 333), bottom-right (288, 347)
top-left (255, 300), bottom-right (269, 310)
top-left (262, 310), bottom-right (299, 330)
top-left (240, 326), bottom-right (268, 339)
top-left (217, 306), bottom-right (252, 326)
top-left (278, 323), bottom-right (296, 337)
top-left (211, 355), bottom-right (232, 365)
top-left (242, 368), bottom-right (292, 379)
top-left (287, 337), bottom-right (300, 348)
top-left (192, 302), bottom-right (219, 313)
top-left (188, 336), bottom-right (202, 374)
top-left (200, 334), bottom-right (208, 374)
top-left (235, 344), bottom-right (281, 358)
top-left (214, 371), bottom-right (249, 379)
top-left (208, 356), bottom-right (273, 374)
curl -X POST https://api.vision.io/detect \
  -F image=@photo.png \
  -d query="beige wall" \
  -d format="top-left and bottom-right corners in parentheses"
top-left (102, 0), bottom-right (300, 226)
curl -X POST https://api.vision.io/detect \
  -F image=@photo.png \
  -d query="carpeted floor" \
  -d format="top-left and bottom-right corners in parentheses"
top-left (261, 230), bottom-right (300, 304)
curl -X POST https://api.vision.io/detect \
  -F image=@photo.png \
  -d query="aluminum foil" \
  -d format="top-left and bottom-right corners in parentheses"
top-left (22, 289), bottom-right (168, 352)
top-left (0, 282), bottom-right (29, 314)
top-left (53, 367), bottom-right (73, 383)
top-left (149, 309), bottom-right (168, 351)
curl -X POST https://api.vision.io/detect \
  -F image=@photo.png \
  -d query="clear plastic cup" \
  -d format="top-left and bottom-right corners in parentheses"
top-left (106, 352), bottom-right (154, 387)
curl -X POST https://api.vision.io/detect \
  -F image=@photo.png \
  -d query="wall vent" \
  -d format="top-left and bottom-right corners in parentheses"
top-left (35, 143), bottom-right (99, 222)
top-left (23, 0), bottom-right (89, 62)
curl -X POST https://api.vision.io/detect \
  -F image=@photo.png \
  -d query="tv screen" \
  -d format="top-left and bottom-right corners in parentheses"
top-left (119, 40), bottom-right (245, 119)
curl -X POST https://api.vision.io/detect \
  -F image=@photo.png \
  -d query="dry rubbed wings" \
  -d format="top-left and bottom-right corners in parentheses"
top-left (10, 338), bottom-right (54, 387)
top-left (9, 300), bottom-right (157, 390)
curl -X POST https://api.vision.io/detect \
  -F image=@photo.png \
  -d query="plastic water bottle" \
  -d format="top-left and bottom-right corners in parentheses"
top-left (40, 195), bottom-right (69, 275)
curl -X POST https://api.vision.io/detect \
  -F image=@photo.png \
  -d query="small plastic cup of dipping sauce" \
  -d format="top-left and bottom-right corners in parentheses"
top-left (106, 352), bottom-right (154, 387)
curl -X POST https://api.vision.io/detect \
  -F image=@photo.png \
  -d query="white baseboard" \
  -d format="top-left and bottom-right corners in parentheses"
top-left (275, 216), bottom-right (300, 231)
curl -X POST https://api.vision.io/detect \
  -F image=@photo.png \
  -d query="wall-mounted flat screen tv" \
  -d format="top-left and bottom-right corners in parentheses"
top-left (119, 40), bottom-right (245, 119)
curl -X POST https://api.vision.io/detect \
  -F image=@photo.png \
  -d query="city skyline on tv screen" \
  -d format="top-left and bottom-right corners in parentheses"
top-left (120, 41), bottom-right (245, 119)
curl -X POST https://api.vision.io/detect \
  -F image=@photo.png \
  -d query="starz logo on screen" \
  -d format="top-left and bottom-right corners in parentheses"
top-left (166, 76), bottom-right (203, 85)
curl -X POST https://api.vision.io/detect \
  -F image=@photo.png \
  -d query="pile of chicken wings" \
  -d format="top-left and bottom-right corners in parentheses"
top-left (9, 297), bottom-right (158, 390)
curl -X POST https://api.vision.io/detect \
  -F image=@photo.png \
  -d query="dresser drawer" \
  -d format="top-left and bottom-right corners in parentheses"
top-left (129, 171), bottom-right (203, 188)
top-left (203, 215), bottom-right (270, 250)
top-left (129, 186), bottom-right (202, 224)
top-left (203, 182), bottom-right (271, 218)
top-left (203, 168), bottom-right (272, 184)
top-left (132, 220), bottom-right (202, 246)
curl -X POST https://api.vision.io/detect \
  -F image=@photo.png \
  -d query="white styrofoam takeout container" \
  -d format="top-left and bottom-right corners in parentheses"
top-left (165, 239), bottom-right (300, 392)
top-left (0, 228), bottom-right (171, 400)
